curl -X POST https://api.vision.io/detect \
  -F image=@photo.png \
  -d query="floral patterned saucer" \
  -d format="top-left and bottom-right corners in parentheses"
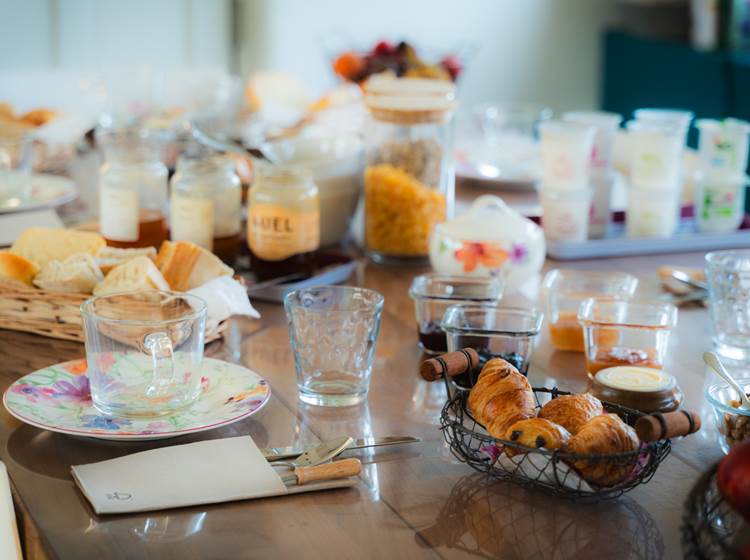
top-left (3, 357), bottom-right (270, 441)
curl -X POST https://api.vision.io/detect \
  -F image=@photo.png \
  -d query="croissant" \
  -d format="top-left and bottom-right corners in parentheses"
top-left (539, 393), bottom-right (603, 435)
top-left (468, 359), bottom-right (536, 439)
top-left (505, 418), bottom-right (571, 457)
top-left (468, 359), bottom-right (532, 426)
top-left (564, 414), bottom-right (640, 486)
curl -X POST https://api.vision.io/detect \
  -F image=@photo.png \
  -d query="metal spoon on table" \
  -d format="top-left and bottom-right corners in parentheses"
top-left (671, 270), bottom-right (709, 293)
top-left (703, 351), bottom-right (750, 409)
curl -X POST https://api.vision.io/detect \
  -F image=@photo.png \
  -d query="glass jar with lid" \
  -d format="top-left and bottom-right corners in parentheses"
top-left (363, 78), bottom-right (457, 264)
top-left (247, 166), bottom-right (320, 281)
top-left (97, 121), bottom-right (168, 248)
top-left (170, 149), bottom-right (242, 263)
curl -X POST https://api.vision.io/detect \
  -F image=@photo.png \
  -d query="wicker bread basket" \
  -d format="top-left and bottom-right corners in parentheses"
top-left (0, 283), bottom-right (227, 343)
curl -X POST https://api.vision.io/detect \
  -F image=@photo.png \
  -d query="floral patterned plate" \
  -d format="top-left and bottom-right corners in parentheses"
top-left (3, 357), bottom-right (270, 441)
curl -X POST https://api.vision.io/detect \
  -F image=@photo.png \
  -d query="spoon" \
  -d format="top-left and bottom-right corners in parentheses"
top-left (671, 270), bottom-right (708, 292)
top-left (189, 121), bottom-right (275, 163)
top-left (703, 351), bottom-right (750, 409)
top-left (270, 436), bottom-right (353, 469)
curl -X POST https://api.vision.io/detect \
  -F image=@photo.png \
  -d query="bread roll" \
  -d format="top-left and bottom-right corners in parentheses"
top-left (0, 251), bottom-right (38, 287)
top-left (33, 253), bottom-right (103, 293)
top-left (155, 240), bottom-right (233, 291)
top-left (539, 393), bottom-right (603, 435)
top-left (565, 414), bottom-right (640, 487)
top-left (11, 228), bottom-right (106, 268)
top-left (93, 256), bottom-right (169, 296)
top-left (97, 246), bottom-right (157, 274)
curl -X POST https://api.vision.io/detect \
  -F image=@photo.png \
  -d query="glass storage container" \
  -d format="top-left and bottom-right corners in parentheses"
top-left (247, 166), bottom-right (320, 281)
top-left (364, 78), bottom-right (456, 264)
top-left (97, 122), bottom-right (168, 248)
top-left (170, 149), bottom-right (242, 263)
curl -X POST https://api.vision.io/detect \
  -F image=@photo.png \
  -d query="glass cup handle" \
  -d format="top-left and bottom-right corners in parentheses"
top-left (143, 332), bottom-right (175, 398)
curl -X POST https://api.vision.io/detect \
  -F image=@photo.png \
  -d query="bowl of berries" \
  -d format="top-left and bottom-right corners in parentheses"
top-left (328, 38), bottom-right (474, 85)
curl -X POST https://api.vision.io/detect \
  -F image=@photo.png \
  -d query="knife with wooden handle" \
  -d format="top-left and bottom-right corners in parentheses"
top-left (282, 458), bottom-right (362, 486)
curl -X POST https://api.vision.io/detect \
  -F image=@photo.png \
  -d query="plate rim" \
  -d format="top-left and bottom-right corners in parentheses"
top-left (0, 172), bottom-right (78, 215)
top-left (2, 357), bottom-right (271, 441)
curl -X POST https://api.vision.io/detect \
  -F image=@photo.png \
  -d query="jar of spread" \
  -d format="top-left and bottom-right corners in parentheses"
top-left (170, 150), bottom-right (242, 264)
top-left (363, 78), bottom-right (456, 264)
top-left (247, 166), bottom-right (320, 281)
top-left (97, 121), bottom-right (168, 249)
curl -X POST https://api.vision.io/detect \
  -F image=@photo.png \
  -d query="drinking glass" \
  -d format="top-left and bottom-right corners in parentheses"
top-left (706, 250), bottom-right (750, 361)
top-left (80, 291), bottom-right (207, 417)
top-left (285, 286), bottom-right (384, 406)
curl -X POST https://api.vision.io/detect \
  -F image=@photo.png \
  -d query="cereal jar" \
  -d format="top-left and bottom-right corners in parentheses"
top-left (363, 78), bottom-right (456, 264)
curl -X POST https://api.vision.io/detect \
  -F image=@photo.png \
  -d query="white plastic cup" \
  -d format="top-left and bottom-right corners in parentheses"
top-left (540, 187), bottom-right (593, 242)
top-left (589, 169), bottom-right (614, 239)
top-left (695, 118), bottom-right (750, 179)
top-left (626, 186), bottom-right (681, 238)
top-left (634, 108), bottom-right (693, 144)
top-left (695, 175), bottom-right (748, 233)
top-left (626, 120), bottom-right (685, 189)
top-left (539, 121), bottom-right (596, 190)
top-left (562, 111), bottom-right (622, 170)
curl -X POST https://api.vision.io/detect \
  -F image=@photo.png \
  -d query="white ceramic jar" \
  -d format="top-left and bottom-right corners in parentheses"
top-left (428, 195), bottom-right (545, 292)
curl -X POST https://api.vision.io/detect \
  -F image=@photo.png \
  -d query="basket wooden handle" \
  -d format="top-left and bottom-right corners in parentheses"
top-left (420, 349), bottom-right (480, 381)
top-left (635, 410), bottom-right (701, 442)
top-left (294, 458), bottom-right (362, 486)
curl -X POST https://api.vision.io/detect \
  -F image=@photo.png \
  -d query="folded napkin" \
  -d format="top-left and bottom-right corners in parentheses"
top-left (72, 436), bottom-right (354, 515)
top-left (188, 276), bottom-right (260, 332)
top-left (0, 462), bottom-right (22, 560)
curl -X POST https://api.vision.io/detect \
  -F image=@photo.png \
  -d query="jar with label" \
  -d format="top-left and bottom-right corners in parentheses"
top-left (247, 166), bottom-right (320, 281)
top-left (170, 152), bottom-right (242, 263)
top-left (364, 78), bottom-right (456, 264)
top-left (97, 124), bottom-right (168, 248)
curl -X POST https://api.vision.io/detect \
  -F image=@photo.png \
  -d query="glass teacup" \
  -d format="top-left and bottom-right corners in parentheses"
top-left (80, 291), bottom-right (207, 417)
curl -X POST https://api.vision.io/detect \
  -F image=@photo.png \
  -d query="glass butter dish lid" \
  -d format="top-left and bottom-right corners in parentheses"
top-left (588, 366), bottom-right (683, 413)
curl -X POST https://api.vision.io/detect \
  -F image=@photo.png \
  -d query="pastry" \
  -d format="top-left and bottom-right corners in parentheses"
top-left (97, 246), bottom-right (157, 274)
top-left (505, 418), bottom-right (571, 456)
top-left (93, 256), bottom-right (169, 296)
top-left (539, 393), bottom-right (603, 435)
top-left (155, 240), bottom-right (233, 291)
top-left (33, 253), bottom-right (103, 294)
top-left (564, 414), bottom-right (640, 486)
top-left (19, 108), bottom-right (57, 127)
top-left (11, 228), bottom-right (106, 268)
top-left (467, 358), bottom-right (536, 440)
top-left (0, 251), bottom-right (39, 287)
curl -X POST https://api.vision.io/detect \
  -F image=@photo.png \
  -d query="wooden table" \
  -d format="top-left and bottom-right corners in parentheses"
top-left (0, 182), bottom-right (726, 559)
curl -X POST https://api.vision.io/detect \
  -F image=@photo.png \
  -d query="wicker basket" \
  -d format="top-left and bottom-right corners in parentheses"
top-left (0, 284), bottom-right (226, 343)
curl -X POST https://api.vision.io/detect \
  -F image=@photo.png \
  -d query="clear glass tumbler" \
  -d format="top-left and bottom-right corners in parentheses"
top-left (80, 291), bottom-right (207, 417)
top-left (706, 250), bottom-right (750, 361)
top-left (284, 286), bottom-right (384, 406)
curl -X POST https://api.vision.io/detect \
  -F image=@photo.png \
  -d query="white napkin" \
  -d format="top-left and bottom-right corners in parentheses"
top-left (188, 276), bottom-right (260, 332)
top-left (72, 436), bottom-right (286, 515)
top-left (0, 462), bottom-right (22, 560)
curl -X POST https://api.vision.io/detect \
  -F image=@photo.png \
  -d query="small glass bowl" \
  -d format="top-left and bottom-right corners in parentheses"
top-left (706, 380), bottom-right (750, 454)
top-left (440, 304), bottom-right (543, 389)
top-left (409, 274), bottom-right (503, 355)
top-left (541, 269), bottom-right (638, 352)
top-left (577, 298), bottom-right (678, 375)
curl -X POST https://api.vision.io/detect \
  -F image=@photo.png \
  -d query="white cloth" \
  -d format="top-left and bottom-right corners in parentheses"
top-left (188, 276), bottom-right (260, 334)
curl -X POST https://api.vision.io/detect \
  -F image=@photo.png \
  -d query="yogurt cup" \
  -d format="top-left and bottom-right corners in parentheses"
top-left (589, 169), bottom-right (614, 239)
top-left (539, 187), bottom-right (593, 242)
top-left (696, 118), bottom-right (750, 179)
top-left (562, 110), bottom-right (622, 170)
top-left (695, 174), bottom-right (748, 233)
top-left (626, 185), bottom-right (681, 238)
top-left (634, 108), bottom-right (693, 144)
top-left (626, 120), bottom-right (685, 190)
top-left (539, 121), bottom-right (596, 191)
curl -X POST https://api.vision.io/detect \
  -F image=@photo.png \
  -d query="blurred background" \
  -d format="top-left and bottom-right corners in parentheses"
top-left (1, 0), bottom-right (745, 118)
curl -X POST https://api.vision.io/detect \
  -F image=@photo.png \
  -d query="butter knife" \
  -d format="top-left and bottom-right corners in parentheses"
top-left (262, 436), bottom-right (421, 462)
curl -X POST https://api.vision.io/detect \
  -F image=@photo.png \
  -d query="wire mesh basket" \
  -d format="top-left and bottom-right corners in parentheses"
top-left (682, 463), bottom-right (748, 559)
top-left (440, 387), bottom-right (672, 502)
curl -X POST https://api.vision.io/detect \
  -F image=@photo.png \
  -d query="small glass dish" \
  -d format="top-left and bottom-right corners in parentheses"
top-left (706, 380), bottom-right (750, 454)
top-left (440, 304), bottom-right (543, 389)
top-left (541, 269), bottom-right (638, 352)
top-left (577, 298), bottom-right (678, 375)
top-left (409, 274), bottom-right (503, 355)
